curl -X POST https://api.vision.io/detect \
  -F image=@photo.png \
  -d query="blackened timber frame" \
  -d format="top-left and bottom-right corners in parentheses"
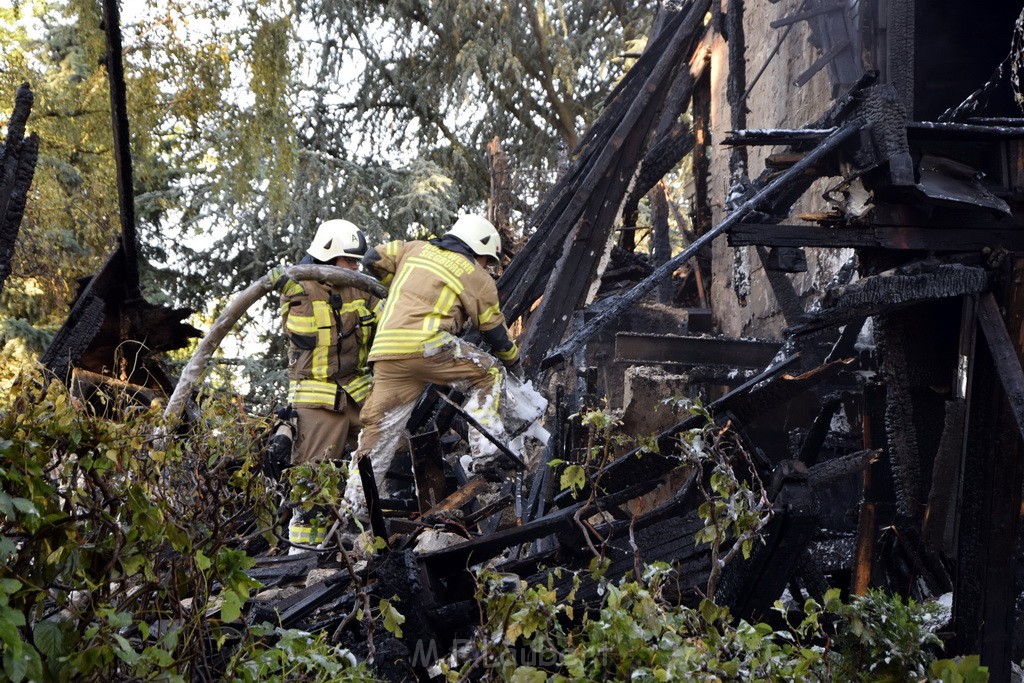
top-left (729, 223), bottom-right (1024, 252)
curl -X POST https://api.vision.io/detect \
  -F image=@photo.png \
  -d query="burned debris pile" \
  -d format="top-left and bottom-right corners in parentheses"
top-left (8, 0), bottom-right (1024, 680)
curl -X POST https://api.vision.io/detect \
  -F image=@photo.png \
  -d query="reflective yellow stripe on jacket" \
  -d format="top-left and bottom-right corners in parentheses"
top-left (286, 292), bottom-right (376, 408)
top-left (371, 249), bottom-right (467, 356)
top-left (288, 378), bottom-right (338, 406)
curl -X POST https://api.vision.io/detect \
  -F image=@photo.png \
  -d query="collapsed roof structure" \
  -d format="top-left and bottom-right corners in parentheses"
top-left (8, 0), bottom-right (1024, 679)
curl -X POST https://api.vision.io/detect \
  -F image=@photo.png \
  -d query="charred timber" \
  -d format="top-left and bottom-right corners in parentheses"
top-left (542, 122), bottom-right (860, 368)
top-left (517, 0), bottom-right (712, 368)
top-left (722, 128), bottom-right (837, 146)
top-left (729, 223), bottom-right (1024, 252)
top-left (787, 263), bottom-right (991, 337)
top-left (499, 0), bottom-right (711, 330)
top-left (907, 120), bottom-right (1024, 140)
top-left (0, 84), bottom-right (39, 297)
top-left (101, 0), bottom-right (139, 289)
top-left (614, 332), bottom-right (781, 368)
top-left (977, 292), bottom-right (1024, 445)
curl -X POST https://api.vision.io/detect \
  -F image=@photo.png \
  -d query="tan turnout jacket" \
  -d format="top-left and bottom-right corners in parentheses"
top-left (280, 278), bottom-right (379, 407)
top-left (366, 240), bottom-right (518, 364)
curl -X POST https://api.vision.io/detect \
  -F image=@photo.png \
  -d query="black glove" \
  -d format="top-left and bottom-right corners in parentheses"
top-left (263, 409), bottom-right (296, 481)
top-left (506, 359), bottom-right (525, 381)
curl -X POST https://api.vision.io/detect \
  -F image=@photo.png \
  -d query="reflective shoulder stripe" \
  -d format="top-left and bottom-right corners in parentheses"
top-left (282, 280), bottom-right (306, 297)
top-left (383, 241), bottom-right (401, 257)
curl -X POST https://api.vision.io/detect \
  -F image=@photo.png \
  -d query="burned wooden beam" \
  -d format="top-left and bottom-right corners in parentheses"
top-left (717, 461), bottom-right (819, 621)
top-left (517, 0), bottom-right (712, 369)
top-left (101, 0), bottom-right (140, 289)
top-left (722, 128), bottom-right (837, 146)
top-left (729, 223), bottom-right (1024, 252)
top-left (0, 83), bottom-right (39, 297)
top-left (498, 2), bottom-right (710, 326)
top-left (614, 332), bottom-right (781, 368)
top-left (408, 431), bottom-right (448, 513)
top-left (907, 120), bottom-right (1024, 140)
top-left (245, 553), bottom-right (320, 588)
top-left (787, 263), bottom-right (990, 337)
top-left (420, 480), bottom-right (661, 575)
top-left (796, 395), bottom-right (843, 466)
top-left (754, 244), bottom-right (805, 327)
top-left (921, 399), bottom-right (966, 553)
top-left (977, 292), bottom-right (1024, 444)
top-left (807, 449), bottom-right (879, 489)
top-left (41, 4), bottom-right (203, 392)
top-left (274, 571), bottom-right (355, 628)
top-left (875, 313), bottom-right (926, 521)
top-left (541, 122), bottom-right (860, 369)
top-left (953, 284), bottom-right (1024, 680)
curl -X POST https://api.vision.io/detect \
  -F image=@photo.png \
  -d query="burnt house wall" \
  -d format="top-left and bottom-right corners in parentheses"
top-left (709, 0), bottom-right (853, 338)
top-left (707, 0), bottom-right (1023, 337)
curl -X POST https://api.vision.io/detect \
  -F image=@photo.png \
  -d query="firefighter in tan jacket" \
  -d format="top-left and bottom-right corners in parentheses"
top-left (282, 219), bottom-right (379, 543)
top-left (343, 214), bottom-right (520, 515)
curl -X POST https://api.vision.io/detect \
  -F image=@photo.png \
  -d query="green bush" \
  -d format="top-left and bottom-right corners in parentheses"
top-left (0, 370), bottom-right (369, 681)
top-left (441, 568), bottom-right (986, 682)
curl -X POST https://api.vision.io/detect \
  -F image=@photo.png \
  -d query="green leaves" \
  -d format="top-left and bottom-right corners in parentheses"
top-left (0, 371), bottom-right (281, 680)
top-left (379, 598), bottom-right (406, 639)
top-left (559, 464), bottom-right (586, 494)
top-left (453, 563), bottom-right (966, 682)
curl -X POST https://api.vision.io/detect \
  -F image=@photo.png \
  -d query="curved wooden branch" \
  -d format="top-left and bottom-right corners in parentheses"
top-left (162, 265), bottom-right (387, 423)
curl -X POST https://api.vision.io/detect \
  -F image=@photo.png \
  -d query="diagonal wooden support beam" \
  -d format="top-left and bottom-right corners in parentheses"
top-left (977, 292), bottom-right (1024, 443)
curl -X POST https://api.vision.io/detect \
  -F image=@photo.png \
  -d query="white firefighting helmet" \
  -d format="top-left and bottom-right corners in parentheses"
top-left (306, 219), bottom-right (367, 262)
top-left (446, 214), bottom-right (501, 265)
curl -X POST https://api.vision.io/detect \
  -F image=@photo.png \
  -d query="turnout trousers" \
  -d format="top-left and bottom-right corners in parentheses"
top-left (292, 395), bottom-right (363, 465)
top-left (344, 338), bottom-right (506, 514)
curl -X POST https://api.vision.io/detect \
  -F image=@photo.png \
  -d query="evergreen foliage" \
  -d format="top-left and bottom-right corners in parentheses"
top-left (0, 0), bottom-right (650, 408)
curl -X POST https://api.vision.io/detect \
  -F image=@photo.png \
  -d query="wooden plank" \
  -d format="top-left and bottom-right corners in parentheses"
top-left (614, 332), bottom-right (781, 368)
top-left (977, 292), bottom-right (1024, 442)
top-left (953, 284), bottom-right (1024, 680)
top-left (408, 431), bottom-right (449, 513)
top-left (717, 473), bottom-right (818, 620)
top-left (729, 223), bottom-right (1024, 251)
top-left (721, 128), bottom-right (835, 146)
top-left (518, 0), bottom-right (712, 368)
top-left (420, 481), bottom-right (661, 574)
top-left (498, 4), bottom-right (709, 323)
top-left (418, 478), bottom-right (488, 521)
top-left (100, 0), bottom-right (139, 289)
top-left (787, 264), bottom-right (991, 337)
top-left (908, 121), bottom-right (1024, 140)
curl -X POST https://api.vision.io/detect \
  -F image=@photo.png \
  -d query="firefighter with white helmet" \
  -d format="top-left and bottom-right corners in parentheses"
top-left (343, 213), bottom-right (521, 516)
top-left (280, 218), bottom-right (379, 545)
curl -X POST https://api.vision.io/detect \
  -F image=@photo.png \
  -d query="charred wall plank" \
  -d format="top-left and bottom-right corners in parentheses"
top-left (788, 263), bottom-right (990, 336)
top-left (729, 223), bottom-right (1024, 251)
